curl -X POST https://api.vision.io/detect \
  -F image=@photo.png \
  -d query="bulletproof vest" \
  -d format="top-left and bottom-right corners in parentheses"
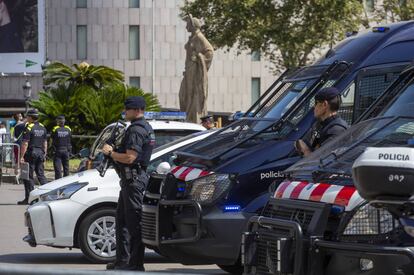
top-left (26, 122), bottom-right (47, 150)
top-left (310, 115), bottom-right (348, 148)
top-left (52, 125), bottom-right (71, 150)
top-left (119, 118), bottom-right (155, 169)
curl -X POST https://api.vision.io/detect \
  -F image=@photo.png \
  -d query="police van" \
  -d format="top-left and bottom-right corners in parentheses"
top-left (141, 22), bottom-right (414, 273)
top-left (242, 65), bottom-right (414, 274)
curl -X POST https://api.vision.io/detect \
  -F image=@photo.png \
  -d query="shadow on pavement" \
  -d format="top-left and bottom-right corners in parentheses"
top-left (0, 251), bottom-right (173, 265)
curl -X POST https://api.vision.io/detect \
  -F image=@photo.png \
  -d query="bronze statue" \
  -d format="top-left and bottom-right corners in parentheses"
top-left (179, 14), bottom-right (214, 123)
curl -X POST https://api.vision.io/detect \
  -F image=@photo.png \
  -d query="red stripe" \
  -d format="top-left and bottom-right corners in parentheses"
top-left (309, 183), bottom-right (331, 202)
top-left (199, 170), bottom-right (210, 177)
top-left (334, 186), bottom-right (356, 206)
top-left (178, 167), bottom-right (193, 180)
top-left (170, 166), bottom-right (182, 175)
top-left (289, 182), bottom-right (308, 199)
top-left (274, 181), bottom-right (291, 198)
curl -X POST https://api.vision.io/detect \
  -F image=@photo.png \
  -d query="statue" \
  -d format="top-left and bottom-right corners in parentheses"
top-left (179, 14), bottom-right (214, 123)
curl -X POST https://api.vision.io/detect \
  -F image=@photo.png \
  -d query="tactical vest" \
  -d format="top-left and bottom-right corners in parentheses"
top-left (26, 122), bottom-right (47, 151)
top-left (52, 125), bottom-right (72, 150)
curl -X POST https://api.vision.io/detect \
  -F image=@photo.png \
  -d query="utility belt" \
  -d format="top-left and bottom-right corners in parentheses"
top-left (114, 163), bottom-right (146, 182)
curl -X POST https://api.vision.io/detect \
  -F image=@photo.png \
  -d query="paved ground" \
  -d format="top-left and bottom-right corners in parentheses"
top-left (0, 182), bottom-right (225, 274)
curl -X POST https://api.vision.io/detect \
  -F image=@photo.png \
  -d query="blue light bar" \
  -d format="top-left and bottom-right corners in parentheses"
top-left (144, 112), bottom-right (187, 121)
top-left (372, 26), bottom-right (389, 33)
top-left (223, 205), bottom-right (241, 212)
top-left (330, 205), bottom-right (345, 215)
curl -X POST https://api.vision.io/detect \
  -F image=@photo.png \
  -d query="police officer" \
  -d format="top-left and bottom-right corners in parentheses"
top-left (296, 87), bottom-right (349, 157)
top-left (18, 110), bottom-right (48, 205)
top-left (200, 115), bottom-right (216, 130)
top-left (51, 115), bottom-right (72, 179)
top-left (102, 96), bottom-right (155, 271)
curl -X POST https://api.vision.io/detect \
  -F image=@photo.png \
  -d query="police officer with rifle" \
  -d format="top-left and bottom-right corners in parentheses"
top-left (102, 96), bottom-right (155, 271)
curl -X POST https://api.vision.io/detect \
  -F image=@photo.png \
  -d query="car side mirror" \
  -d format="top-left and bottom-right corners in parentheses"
top-left (156, 162), bottom-right (171, 175)
top-left (79, 148), bottom-right (91, 158)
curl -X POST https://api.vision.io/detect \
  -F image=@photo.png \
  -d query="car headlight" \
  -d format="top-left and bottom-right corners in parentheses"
top-left (188, 174), bottom-right (232, 205)
top-left (342, 203), bottom-right (398, 235)
top-left (39, 182), bottom-right (88, 202)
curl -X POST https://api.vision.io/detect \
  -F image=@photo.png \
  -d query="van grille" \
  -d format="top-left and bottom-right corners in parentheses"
top-left (141, 211), bottom-right (156, 241)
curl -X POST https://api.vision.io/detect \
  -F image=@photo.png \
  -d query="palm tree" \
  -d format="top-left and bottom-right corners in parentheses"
top-left (43, 61), bottom-right (124, 90)
top-left (79, 84), bottom-right (161, 133)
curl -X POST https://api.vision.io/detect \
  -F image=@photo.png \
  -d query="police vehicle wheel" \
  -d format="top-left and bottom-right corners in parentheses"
top-left (217, 264), bottom-right (243, 274)
top-left (78, 208), bottom-right (117, 263)
top-left (217, 257), bottom-right (243, 274)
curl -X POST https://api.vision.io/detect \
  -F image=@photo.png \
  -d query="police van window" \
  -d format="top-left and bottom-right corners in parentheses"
top-left (382, 83), bottom-right (414, 117)
top-left (154, 130), bottom-right (200, 148)
top-left (263, 79), bottom-right (315, 119)
top-left (338, 82), bottom-right (355, 125)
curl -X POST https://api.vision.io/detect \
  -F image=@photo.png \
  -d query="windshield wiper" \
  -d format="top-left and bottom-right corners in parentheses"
top-left (312, 168), bottom-right (352, 183)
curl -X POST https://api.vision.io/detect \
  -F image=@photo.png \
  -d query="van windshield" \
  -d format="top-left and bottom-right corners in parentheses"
top-left (287, 117), bottom-right (414, 178)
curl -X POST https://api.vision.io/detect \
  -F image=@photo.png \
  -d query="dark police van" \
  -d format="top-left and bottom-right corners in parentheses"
top-left (142, 22), bottom-right (414, 273)
top-left (242, 64), bottom-right (414, 275)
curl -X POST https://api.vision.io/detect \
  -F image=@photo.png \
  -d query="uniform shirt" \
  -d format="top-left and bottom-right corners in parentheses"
top-left (51, 125), bottom-right (72, 151)
top-left (306, 115), bottom-right (349, 150)
top-left (117, 117), bottom-right (155, 169)
top-left (13, 122), bottom-right (26, 145)
top-left (22, 122), bottom-right (47, 151)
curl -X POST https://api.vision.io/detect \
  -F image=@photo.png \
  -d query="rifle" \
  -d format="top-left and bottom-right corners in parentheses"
top-left (97, 120), bottom-right (127, 177)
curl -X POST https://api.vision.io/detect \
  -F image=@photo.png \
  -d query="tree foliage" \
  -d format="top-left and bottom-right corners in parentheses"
top-left (42, 61), bottom-right (124, 90)
top-left (373, 0), bottom-right (414, 22)
top-left (181, 0), bottom-right (365, 69)
top-left (31, 62), bottom-right (161, 151)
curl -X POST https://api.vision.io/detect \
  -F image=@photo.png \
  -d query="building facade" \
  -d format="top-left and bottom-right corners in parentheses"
top-left (0, 0), bottom-right (276, 116)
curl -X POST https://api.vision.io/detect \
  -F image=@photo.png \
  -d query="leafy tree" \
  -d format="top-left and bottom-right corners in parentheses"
top-left (181, 0), bottom-right (364, 69)
top-left (373, 0), bottom-right (414, 22)
top-left (42, 61), bottom-right (124, 89)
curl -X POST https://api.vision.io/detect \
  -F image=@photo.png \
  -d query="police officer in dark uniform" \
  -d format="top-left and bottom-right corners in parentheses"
top-left (102, 96), bottom-right (155, 271)
top-left (18, 110), bottom-right (48, 205)
top-left (296, 87), bottom-right (349, 157)
top-left (51, 115), bottom-right (72, 179)
top-left (200, 115), bottom-right (216, 130)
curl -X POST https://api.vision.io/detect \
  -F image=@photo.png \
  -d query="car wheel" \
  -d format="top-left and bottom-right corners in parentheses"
top-left (218, 257), bottom-right (243, 274)
top-left (78, 207), bottom-right (117, 263)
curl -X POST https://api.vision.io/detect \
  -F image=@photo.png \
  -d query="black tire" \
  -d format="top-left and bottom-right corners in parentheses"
top-left (78, 207), bottom-right (117, 263)
top-left (218, 257), bottom-right (243, 274)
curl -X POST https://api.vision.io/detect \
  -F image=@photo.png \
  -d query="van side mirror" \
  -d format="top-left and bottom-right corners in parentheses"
top-left (156, 162), bottom-right (171, 175)
top-left (79, 148), bottom-right (91, 158)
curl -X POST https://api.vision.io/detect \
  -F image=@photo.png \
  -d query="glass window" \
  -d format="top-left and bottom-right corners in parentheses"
top-left (364, 0), bottom-right (375, 12)
top-left (129, 0), bottom-right (140, 8)
top-left (76, 0), bottom-right (87, 8)
top-left (251, 50), bottom-right (261, 61)
top-left (154, 130), bottom-right (201, 148)
top-left (76, 25), bottom-right (87, 60)
top-left (129, 77), bottom-right (141, 88)
top-left (382, 83), bottom-right (414, 117)
top-left (129, 26), bottom-right (140, 60)
top-left (251, 78), bottom-right (261, 105)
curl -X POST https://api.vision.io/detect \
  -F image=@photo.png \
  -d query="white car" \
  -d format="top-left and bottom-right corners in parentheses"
top-left (24, 129), bottom-right (214, 263)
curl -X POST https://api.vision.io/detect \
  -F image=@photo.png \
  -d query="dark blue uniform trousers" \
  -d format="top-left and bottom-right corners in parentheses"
top-left (115, 171), bottom-right (148, 268)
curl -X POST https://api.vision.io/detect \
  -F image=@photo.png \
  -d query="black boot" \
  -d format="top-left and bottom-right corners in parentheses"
top-left (17, 199), bottom-right (28, 205)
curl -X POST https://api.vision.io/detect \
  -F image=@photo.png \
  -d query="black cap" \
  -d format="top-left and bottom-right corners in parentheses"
top-left (124, 96), bottom-right (146, 110)
top-left (56, 115), bottom-right (65, 120)
top-left (314, 87), bottom-right (341, 101)
top-left (27, 109), bottom-right (39, 118)
top-left (200, 115), bottom-right (213, 122)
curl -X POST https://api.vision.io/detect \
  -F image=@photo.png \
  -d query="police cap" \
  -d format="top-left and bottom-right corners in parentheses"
top-left (124, 96), bottom-right (146, 110)
top-left (314, 87), bottom-right (341, 101)
top-left (27, 109), bottom-right (39, 118)
top-left (56, 115), bottom-right (65, 120)
top-left (200, 115), bottom-right (213, 122)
